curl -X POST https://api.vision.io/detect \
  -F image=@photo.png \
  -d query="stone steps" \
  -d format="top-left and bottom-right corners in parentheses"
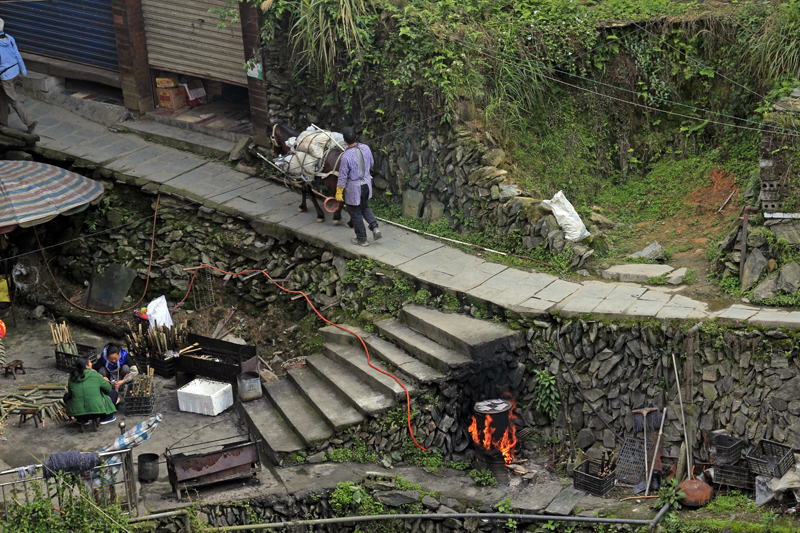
top-left (364, 335), bottom-right (445, 384)
top-left (400, 305), bottom-right (524, 360)
top-left (236, 394), bottom-right (304, 465)
top-left (240, 305), bottom-right (524, 464)
top-left (321, 343), bottom-right (414, 401)
top-left (263, 379), bottom-right (333, 447)
top-left (118, 120), bottom-right (235, 159)
top-left (305, 354), bottom-right (395, 416)
top-left (376, 318), bottom-right (471, 373)
top-left (287, 365), bottom-right (364, 432)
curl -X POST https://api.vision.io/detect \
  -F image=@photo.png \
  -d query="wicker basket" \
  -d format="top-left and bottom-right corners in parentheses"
top-left (574, 459), bottom-right (615, 496)
top-left (746, 440), bottom-right (793, 479)
top-left (55, 344), bottom-right (97, 372)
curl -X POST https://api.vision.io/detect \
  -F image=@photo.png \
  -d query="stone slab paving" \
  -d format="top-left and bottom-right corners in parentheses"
top-left (18, 98), bottom-right (800, 329)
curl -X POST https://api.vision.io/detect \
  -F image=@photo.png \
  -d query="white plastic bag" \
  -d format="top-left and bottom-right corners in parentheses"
top-left (277, 152), bottom-right (319, 177)
top-left (296, 130), bottom-right (345, 159)
top-left (147, 295), bottom-right (173, 330)
top-left (540, 190), bottom-right (591, 242)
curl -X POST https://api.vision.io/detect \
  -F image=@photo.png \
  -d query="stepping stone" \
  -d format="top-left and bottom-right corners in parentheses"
top-left (305, 354), bottom-right (394, 416)
top-left (544, 488), bottom-right (586, 516)
top-left (376, 319), bottom-right (470, 373)
top-left (601, 264), bottom-right (674, 283)
top-left (400, 305), bottom-right (524, 360)
top-left (510, 481), bottom-right (563, 512)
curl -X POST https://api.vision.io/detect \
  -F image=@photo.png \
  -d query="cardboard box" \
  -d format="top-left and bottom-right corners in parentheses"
top-left (205, 80), bottom-right (223, 97)
top-left (183, 79), bottom-right (207, 106)
top-left (156, 77), bottom-right (176, 88)
top-left (157, 87), bottom-right (186, 110)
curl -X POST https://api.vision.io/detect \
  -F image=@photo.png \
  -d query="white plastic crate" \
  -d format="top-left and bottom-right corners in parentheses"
top-left (177, 378), bottom-right (233, 416)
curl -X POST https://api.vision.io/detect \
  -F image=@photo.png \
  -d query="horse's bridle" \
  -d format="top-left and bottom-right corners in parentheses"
top-left (270, 124), bottom-right (280, 150)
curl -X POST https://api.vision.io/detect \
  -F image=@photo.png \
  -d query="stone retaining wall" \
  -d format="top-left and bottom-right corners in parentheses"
top-left (23, 177), bottom-right (800, 465)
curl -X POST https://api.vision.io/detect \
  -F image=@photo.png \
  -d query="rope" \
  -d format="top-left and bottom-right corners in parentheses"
top-left (33, 193), bottom-right (161, 315)
top-left (172, 263), bottom-right (427, 453)
top-left (42, 450), bottom-right (100, 480)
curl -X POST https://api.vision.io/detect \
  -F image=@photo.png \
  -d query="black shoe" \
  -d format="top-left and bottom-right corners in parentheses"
top-left (26, 121), bottom-right (37, 134)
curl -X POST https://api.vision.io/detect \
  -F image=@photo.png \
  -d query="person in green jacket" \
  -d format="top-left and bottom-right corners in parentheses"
top-left (64, 356), bottom-right (119, 425)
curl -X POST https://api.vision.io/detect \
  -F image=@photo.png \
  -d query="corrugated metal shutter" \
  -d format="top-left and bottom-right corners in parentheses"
top-left (0, 0), bottom-right (118, 72)
top-left (141, 0), bottom-right (247, 86)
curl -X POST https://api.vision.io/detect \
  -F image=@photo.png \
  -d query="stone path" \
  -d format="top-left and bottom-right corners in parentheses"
top-left (15, 98), bottom-right (800, 328)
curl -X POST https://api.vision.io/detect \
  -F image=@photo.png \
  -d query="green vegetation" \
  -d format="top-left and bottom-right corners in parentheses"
top-left (533, 369), bottom-right (560, 421)
top-left (328, 435), bottom-right (379, 463)
top-left (469, 468), bottom-right (498, 486)
top-left (704, 491), bottom-right (757, 514)
top-left (400, 440), bottom-right (444, 472)
top-left (653, 478), bottom-right (686, 511)
top-left (2, 477), bottom-right (131, 532)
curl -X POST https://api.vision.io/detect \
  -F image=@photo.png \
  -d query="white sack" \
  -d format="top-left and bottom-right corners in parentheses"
top-left (540, 190), bottom-right (591, 242)
top-left (147, 295), bottom-right (173, 330)
top-left (296, 130), bottom-right (345, 159)
top-left (278, 152), bottom-right (319, 176)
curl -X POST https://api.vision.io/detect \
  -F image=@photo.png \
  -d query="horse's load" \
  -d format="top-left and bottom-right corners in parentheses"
top-left (274, 126), bottom-right (345, 181)
top-left (296, 129), bottom-right (345, 159)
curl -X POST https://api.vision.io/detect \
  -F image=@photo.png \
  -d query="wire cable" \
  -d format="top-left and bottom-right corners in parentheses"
top-left (33, 193), bottom-right (161, 315)
top-left (459, 39), bottom-right (800, 137)
top-left (173, 263), bottom-right (427, 453)
top-left (591, 0), bottom-right (796, 113)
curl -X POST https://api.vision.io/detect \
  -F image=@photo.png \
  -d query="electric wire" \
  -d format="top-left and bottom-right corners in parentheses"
top-left (460, 41), bottom-right (800, 137)
top-left (33, 193), bottom-right (161, 315)
top-left (458, 39), bottom-right (800, 137)
top-left (171, 263), bottom-right (428, 452)
top-left (591, 0), bottom-right (796, 113)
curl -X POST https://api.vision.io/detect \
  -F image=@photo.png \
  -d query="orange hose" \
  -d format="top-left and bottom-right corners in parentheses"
top-left (35, 194), bottom-right (161, 315)
top-left (174, 264), bottom-right (427, 452)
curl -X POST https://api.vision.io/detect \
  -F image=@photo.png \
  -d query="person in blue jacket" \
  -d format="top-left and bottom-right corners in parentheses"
top-left (94, 343), bottom-right (137, 394)
top-left (0, 18), bottom-right (36, 134)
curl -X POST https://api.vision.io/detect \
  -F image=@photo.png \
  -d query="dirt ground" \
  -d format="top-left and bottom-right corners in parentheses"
top-left (0, 306), bottom-right (285, 513)
top-left (603, 168), bottom-right (740, 307)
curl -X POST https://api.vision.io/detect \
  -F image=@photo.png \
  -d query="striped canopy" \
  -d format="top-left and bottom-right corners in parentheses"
top-left (0, 161), bottom-right (105, 233)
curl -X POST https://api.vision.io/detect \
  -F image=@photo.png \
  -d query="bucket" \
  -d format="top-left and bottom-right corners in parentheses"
top-left (138, 453), bottom-right (160, 483)
top-left (237, 371), bottom-right (262, 402)
top-left (324, 197), bottom-right (339, 213)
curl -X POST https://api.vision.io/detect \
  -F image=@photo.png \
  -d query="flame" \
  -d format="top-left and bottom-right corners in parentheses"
top-left (469, 397), bottom-right (518, 464)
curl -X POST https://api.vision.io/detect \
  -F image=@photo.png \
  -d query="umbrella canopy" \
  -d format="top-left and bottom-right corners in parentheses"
top-left (0, 161), bottom-right (105, 234)
top-left (92, 413), bottom-right (162, 487)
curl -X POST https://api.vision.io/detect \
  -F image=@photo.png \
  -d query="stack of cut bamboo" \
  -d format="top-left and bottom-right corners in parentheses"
top-left (0, 384), bottom-right (69, 431)
top-left (50, 323), bottom-right (77, 355)
top-left (125, 322), bottom-right (189, 362)
top-left (129, 368), bottom-right (155, 397)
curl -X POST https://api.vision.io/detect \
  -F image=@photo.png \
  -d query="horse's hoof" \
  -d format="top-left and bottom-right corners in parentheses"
top-left (298, 208), bottom-right (305, 213)
top-left (332, 220), bottom-right (340, 226)
top-left (316, 218), bottom-right (324, 223)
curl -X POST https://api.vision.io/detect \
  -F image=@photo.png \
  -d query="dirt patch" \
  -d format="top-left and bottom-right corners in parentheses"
top-left (603, 168), bottom-right (740, 303)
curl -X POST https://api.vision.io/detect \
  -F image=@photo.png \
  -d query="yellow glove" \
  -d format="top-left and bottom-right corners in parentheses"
top-left (335, 187), bottom-right (344, 202)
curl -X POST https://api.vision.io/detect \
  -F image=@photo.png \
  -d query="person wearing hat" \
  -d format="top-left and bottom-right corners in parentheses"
top-left (0, 18), bottom-right (36, 134)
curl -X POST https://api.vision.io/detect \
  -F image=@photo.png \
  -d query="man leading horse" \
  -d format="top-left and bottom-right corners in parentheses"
top-left (335, 127), bottom-right (382, 247)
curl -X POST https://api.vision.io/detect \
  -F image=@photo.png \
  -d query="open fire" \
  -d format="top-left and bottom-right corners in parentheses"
top-left (468, 397), bottom-right (518, 464)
